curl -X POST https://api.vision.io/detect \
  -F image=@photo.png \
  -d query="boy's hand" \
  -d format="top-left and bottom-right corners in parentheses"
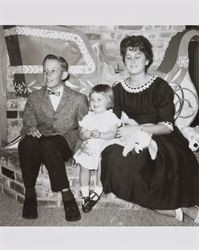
top-left (27, 126), bottom-right (42, 138)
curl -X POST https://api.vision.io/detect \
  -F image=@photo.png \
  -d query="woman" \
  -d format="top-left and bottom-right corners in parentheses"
top-left (101, 35), bottom-right (199, 223)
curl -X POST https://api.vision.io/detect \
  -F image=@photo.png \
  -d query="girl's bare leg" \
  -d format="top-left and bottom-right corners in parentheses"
top-left (80, 166), bottom-right (90, 187)
top-left (96, 162), bottom-right (102, 187)
top-left (90, 162), bottom-right (103, 201)
top-left (80, 166), bottom-right (90, 198)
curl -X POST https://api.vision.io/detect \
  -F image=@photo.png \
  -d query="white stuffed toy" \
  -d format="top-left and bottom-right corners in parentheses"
top-left (119, 112), bottom-right (158, 159)
top-left (104, 126), bottom-right (158, 160)
top-left (181, 126), bottom-right (199, 152)
top-left (120, 111), bottom-right (138, 126)
top-left (103, 112), bottom-right (158, 159)
top-left (122, 129), bottom-right (158, 160)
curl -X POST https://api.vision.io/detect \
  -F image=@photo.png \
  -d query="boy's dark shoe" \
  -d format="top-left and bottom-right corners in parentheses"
top-left (22, 196), bottom-right (38, 219)
top-left (63, 199), bottom-right (81, 222)
top-left (82, 197), bottom-right (92, 213)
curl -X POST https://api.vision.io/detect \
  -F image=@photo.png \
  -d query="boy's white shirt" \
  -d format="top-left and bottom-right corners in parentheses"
top-left (48, 85), bottom-right (64, 111)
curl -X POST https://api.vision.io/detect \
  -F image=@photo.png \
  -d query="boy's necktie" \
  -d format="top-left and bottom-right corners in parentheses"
top-left (47, 90), bottom-right (60, 96)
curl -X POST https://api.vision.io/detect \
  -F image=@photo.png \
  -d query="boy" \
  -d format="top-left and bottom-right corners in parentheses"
top-left (18, 54), bottom-right (88, 221)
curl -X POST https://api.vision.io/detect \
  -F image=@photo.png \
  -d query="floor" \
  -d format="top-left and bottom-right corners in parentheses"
top-left (1, 192), bottom-right (199, 250)
top-left (0, 191), bottom-right (198, 226)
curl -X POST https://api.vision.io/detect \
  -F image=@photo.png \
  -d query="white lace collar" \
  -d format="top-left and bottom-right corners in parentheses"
top-left (121, 75), bottom-right (158, 93)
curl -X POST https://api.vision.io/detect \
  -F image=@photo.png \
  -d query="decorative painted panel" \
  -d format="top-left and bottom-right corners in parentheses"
top-left (3, 25), bottom-right (99, 96)
top-left (157, 30), bottom-right (199, 128)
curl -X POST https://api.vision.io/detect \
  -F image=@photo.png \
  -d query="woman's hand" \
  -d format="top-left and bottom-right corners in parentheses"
top-left (116, 125), bottom-right (140, 138)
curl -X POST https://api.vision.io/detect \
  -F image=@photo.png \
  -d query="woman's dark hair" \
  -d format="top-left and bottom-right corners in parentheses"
top-left (89, 84), bottom-right (114, 109)
top-left (42, 54), bottom-right (70, 80)
top-left (120, 35), bottom-right (153, 71)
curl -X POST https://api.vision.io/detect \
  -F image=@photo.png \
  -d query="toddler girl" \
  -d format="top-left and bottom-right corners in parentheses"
top-left (74, 84), bottom-right (121, 213)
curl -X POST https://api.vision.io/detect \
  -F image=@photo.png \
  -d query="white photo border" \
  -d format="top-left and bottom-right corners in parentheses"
top-left (0, 0), bottom-right (199, 249)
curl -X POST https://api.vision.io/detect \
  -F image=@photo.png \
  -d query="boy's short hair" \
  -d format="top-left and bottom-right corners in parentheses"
top-left (42, 54), bottom-right (69, 80)
top-left (89, 84), bottom-right (114, 109)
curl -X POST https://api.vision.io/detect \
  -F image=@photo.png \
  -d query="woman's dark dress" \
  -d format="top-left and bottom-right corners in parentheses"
top-left (101, 76), bottom-right (199, 209)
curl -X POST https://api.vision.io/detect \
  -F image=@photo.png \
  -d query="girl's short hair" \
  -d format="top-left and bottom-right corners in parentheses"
top-left (89, 84), bottom-right (114, 109)
top-left (42, 54), bottom-right (70, 80)
top-left (120, 35), bottom-right (153, 71)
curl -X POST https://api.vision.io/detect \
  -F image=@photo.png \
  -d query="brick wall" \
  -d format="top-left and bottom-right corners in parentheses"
top-left (5, 25), bottom-right (185, 143)
top-left (1, 148), bottom-right (199, 208)
top-left (75, 25), bottom-right (184, 72)
top-left (0, 149), bottom-right (136, 208)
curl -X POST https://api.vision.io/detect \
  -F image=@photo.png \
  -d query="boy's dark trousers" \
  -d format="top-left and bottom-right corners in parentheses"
top-left (18, 135), bottom-right (73, 192)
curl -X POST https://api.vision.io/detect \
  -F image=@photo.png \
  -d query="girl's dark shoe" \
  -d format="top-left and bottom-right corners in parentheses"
top-left (82, 197), bottom-right (92, 213)
top-left (22, 197), bottom-right (38, 219)
top-left (89, 191), bottom-right (101, 209)
top-left (63, 199), bottom-right (81, 221)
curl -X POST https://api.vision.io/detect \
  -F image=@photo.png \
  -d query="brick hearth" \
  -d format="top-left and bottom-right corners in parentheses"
top-left (0, 149), bottom-right (137, 209)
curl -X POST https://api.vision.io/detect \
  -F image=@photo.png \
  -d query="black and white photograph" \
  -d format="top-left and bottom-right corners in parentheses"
top-left (0, 0), bottom-right (199, 249)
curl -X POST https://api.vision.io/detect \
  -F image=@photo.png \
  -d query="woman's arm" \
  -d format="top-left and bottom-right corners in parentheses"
top-left (140, 123), bottom-right (172, 135)
top-left (117, 123), bottom-right (172, 138)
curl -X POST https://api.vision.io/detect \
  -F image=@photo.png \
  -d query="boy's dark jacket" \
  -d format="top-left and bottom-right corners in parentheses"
top-left (21, 85), bottom-right (88, 152)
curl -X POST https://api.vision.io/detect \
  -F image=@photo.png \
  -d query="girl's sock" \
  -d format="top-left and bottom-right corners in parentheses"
top-left (92, 186), bottom-right (103, 200)
top-left (80, 186), bottom-right (89, 198)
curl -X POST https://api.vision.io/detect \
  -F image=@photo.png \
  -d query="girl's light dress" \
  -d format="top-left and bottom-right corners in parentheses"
top-left (74, 110), bottom-right (120, 170)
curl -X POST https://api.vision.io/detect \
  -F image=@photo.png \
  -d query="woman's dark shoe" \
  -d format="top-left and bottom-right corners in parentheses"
top-left (82, 197), bottom-right (92, 213)
top-left (63, 199), bottom-right (81, 222)
top-left (22, 197), bottom-right (38, 219)
top-left (194, 207), bottom-right (199, 224)
top-left (89, 191), bottom-right (101, 209)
